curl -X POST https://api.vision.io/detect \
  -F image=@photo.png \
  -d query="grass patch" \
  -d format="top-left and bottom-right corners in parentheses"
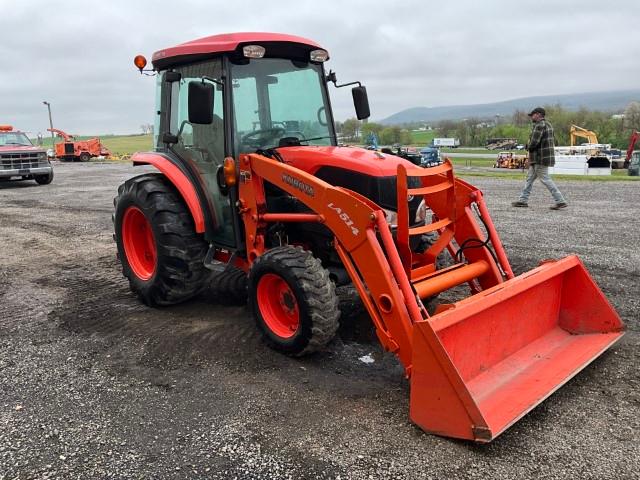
top-left (442, 148), bottom-right (501, 155)
top-left (100, 135), bottom-right (153, 156)
top-left (409, 130), bottom-right (436, 146)
top-left (449, 158), bottom-right (496, 168)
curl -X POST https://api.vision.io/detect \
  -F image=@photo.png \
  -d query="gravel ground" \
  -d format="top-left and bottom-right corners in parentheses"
top-left (1, 162), bottom-right (638, 479)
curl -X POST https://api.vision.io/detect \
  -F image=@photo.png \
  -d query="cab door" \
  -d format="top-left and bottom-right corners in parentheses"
top-left (168, 60), bottom-right (235, 247)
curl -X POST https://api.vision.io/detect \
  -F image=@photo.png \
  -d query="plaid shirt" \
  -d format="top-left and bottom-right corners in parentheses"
top-left (528, 119), bottom-right (555, 166)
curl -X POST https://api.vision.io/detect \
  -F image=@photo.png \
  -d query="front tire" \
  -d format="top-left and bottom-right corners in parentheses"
top-left (79, 152), bottom-right (91, 162)
top-left (249, 246), bottom-right (340, 356)
top-left (34, 171), bottom-right (54, 185)
top-left (113, 173), bottom-right (209, 306)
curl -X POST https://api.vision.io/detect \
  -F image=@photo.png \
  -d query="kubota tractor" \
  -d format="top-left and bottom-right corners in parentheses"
top-left (113, 33), bottom-right (624, 442)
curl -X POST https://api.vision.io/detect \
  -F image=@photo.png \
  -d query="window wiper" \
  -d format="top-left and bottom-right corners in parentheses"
top-left (298, 135), bottom-right (335, 143)
top-left (256, 148), bottom-right (285, 163)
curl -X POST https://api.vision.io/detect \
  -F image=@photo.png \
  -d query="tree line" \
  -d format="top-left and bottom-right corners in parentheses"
top-left (336, 119), bottom-right (412, 145)
top-left (336, 102), bottom-right (640, 149)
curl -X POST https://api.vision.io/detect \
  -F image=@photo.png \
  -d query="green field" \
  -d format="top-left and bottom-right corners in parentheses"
top-left (100, 135), bottom-right (153, 156)
top-left (441, 148), bottom-right (502, 155)
top-left (409, 130), bottom-right (436, 146)
top-left (448, 157), bottom-right (495, 168)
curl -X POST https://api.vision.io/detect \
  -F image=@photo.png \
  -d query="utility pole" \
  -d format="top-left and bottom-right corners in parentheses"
top-left (43, 101), bottom-right (54, 148)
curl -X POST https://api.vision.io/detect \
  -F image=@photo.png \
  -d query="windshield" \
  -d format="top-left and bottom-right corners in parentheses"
top-left (0, 132), bottom-right (32, 146)
top-left (230, 58), bottom-right (334, 154)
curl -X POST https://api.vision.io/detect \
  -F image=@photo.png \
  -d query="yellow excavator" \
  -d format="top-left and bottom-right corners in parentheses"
top-left (569, 124), bottom-right (598, 146)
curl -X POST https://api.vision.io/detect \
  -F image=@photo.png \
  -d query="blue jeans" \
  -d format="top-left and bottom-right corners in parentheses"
top-left (519, 164), bottom-right (566, 204)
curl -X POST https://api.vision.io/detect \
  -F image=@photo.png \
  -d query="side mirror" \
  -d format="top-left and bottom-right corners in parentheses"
top-left (188, 81), bottom-right (214, 125)
top-left (352, 86), bottom-right (370, 120)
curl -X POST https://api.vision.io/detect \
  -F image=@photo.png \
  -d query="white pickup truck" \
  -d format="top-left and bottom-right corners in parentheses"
top-left (0, 125), bottom-right (53, 185)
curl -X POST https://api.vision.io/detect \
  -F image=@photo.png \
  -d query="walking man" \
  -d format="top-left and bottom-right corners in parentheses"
top-left (512, 107), bottom-right (567, 210)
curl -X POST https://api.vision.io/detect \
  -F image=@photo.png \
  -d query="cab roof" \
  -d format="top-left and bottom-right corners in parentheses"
top-left (151, 32), bottom-right (324, 70)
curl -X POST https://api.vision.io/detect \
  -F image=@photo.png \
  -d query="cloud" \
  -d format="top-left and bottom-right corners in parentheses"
top-left (1, 0), bottom-right (638, 135)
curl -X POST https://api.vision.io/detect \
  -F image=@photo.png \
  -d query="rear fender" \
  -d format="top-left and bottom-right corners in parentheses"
top-left (131, 152), bottom-right (205, 233)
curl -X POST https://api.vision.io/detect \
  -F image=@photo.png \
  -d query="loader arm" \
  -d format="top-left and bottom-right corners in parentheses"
top-left (238, 153), bottom-right (508, 368)
top-left (239, 152), bottom-right (420, 369)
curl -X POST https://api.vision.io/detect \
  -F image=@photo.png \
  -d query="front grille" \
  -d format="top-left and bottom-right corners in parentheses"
top-left (0, 152), bottom-right (45, 170)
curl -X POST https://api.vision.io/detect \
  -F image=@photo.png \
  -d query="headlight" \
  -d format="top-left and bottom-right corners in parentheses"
top-left (310, 49), bottom-right (329, 62)
top-left (242, 45), bottom-right (265, 58)
top-left (46, 149), bottom-right (54, 158)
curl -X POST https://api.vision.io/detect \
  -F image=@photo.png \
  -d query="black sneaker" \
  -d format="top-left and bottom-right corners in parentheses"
top-left (511, 201), bottom-right (528, 207)
top-left (550, 202), bottom-right (568, 210)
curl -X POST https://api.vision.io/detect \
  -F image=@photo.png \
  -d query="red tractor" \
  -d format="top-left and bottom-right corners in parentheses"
top-left (48, 128), bottom-right (110, 162)
top-left (114, 33), bottom-right (624, 442)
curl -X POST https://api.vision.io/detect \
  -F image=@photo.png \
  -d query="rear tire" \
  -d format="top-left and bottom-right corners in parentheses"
top-left (208, 265), bottom-right (248, 305)
top-left (34, 171), bottom-right (54, 185)
top-left (249, 246), bottom-right (340, 356)
top-left (79, 152), bottom-right (91, 162)
top-left (113, 173), bottom-right (209, 306)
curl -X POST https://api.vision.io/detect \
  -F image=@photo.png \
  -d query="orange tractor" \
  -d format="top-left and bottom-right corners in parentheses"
top-left (114, 33), bottom-right (624, 442)
top-left (48, 128), bottom-right (110, 161)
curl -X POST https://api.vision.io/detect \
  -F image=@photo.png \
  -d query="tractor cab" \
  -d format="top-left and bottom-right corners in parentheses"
top-left (140, 33), bottom-right (369, 248)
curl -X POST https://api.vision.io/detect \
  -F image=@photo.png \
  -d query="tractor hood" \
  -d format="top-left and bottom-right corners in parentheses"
top-left (275, 145), bottom-right (420, 177)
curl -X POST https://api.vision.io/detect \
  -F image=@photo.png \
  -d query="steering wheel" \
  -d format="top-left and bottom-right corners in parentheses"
top-left (241, 127), bottom-right (286, 147)
top-left (317, 106), bottom-right (327, 126)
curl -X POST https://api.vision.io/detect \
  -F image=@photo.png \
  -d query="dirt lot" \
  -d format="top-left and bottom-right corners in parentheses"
top-left (1, 162), bottom-right (638, 479)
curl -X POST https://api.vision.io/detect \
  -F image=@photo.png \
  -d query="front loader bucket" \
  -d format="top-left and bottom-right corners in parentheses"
top-left (409, 255), bottom-right (624, 442)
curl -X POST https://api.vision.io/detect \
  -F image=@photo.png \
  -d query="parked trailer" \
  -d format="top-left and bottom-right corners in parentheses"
top-left (431, 137), bottom-right (459, 148)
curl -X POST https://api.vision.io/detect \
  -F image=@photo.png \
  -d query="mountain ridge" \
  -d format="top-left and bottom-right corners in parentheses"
top-left (379, 89), bottom-right (640, 125)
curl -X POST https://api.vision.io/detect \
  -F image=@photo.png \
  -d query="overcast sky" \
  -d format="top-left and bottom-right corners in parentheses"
top-left (2, 0), bottom-right (639, 136)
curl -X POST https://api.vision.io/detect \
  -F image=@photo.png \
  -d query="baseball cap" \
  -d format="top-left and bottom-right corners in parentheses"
top-left (527, 107), bottom-right (546, 116)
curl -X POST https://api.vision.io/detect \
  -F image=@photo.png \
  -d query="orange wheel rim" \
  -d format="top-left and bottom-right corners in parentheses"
top-left (257, 273), bottom-right (300, 338)
top-left (122, 206), bottom-right (156, 280)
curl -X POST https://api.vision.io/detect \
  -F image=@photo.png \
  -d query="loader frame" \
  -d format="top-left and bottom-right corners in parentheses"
top-left (236, 153), bottom-right (513, 368)
top-left (233, 152), bottom-right (624, 441)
